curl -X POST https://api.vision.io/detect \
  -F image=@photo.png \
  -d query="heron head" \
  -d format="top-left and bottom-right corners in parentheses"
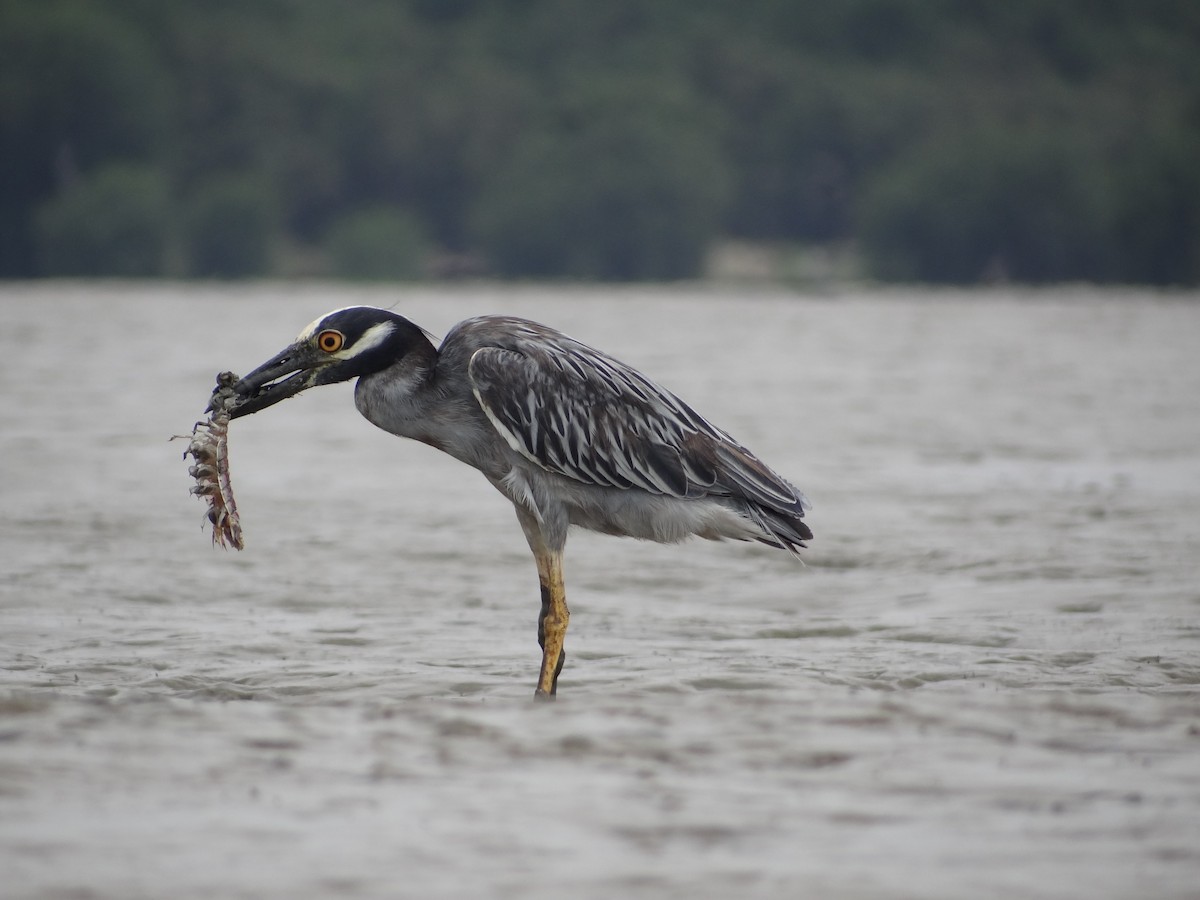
top-left (227, 306), bottom-right (424, 418)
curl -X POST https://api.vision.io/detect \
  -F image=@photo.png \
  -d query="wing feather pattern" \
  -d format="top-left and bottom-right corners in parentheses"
top-left (463, 321), bottom-right (810, 547)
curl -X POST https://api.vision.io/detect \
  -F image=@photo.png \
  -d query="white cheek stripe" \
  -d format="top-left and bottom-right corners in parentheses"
top-left (295, 310), bottom-right (395, 360)
top-left (330, 321), bottom-right (395, 360)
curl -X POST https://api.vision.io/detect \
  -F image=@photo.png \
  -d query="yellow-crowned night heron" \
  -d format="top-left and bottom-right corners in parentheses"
top-left (226, 306), bottom-right (811, 697)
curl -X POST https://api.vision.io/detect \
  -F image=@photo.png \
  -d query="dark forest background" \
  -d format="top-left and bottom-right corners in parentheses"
top-left (3, 0), bottom-right (1198, 283)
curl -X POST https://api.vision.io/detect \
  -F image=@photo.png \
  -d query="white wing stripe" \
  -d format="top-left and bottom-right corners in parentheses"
top-left (467, 333), bottom-right (805, 515)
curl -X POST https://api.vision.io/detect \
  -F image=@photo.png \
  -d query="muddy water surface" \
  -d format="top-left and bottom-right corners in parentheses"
top-left (1, 283), bottom-right (1198, 899)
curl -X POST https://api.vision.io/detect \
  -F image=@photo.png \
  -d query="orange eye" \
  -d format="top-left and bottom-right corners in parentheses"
top-left (316, 330), bottom-right (344, 353)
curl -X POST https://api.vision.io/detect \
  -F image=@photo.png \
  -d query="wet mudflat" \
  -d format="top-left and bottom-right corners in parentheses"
top-left (1, 283), bottom-right (1198, 899)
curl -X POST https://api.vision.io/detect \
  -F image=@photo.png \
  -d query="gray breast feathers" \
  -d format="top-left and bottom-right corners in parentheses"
top-left (463, 322), bottom-right (806, 517)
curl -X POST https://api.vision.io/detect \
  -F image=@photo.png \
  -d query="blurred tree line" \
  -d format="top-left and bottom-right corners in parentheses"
top-left (2, 0), bottom-right (1198, 283)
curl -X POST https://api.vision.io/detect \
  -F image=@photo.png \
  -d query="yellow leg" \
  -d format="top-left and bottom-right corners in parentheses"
top-left (534, 549), bottom-right (569, 698)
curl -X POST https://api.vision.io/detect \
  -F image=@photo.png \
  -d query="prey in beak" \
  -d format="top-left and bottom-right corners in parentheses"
top-left (220, 342), bottom-right (324, 418)
top-left (210, 306), bottom-right (411, 419)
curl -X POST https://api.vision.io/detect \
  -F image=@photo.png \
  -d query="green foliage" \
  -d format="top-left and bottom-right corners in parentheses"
top-left (859, 113), bottom-right (1200, 285)
top-left (859, 125), bottom-right (1113, 283)
top-left (0, 0), bottom-right (175, 275)
top-left (184, 173), bottom-right (276, 278)
top-left (1106, 125), bottom-right (1200, 285)
top-left (34, 164), bottom-right (170, 276)
top-left (1, 0), bottom-right (1198, 283)
top-left (326, 207), bottom-right (430, 281)
top-left (335, 49), bottom-right (535, 251)
top-left (472, 79), bottom-right (729, 279)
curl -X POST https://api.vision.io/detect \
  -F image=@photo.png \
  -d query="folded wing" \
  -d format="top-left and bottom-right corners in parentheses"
top-left (465, 325), bottom-right (810, 546)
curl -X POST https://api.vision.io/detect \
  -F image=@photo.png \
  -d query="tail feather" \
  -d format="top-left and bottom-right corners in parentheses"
top-left (744, 501), bottom-right (812, 557)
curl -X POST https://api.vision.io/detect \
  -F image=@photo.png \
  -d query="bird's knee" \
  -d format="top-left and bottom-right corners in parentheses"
top-left (537, 581), bottom-right (569, 636)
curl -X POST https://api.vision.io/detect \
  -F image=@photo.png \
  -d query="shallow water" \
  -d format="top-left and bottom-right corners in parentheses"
top-left (1, 283), bottom-right (1198, 899)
